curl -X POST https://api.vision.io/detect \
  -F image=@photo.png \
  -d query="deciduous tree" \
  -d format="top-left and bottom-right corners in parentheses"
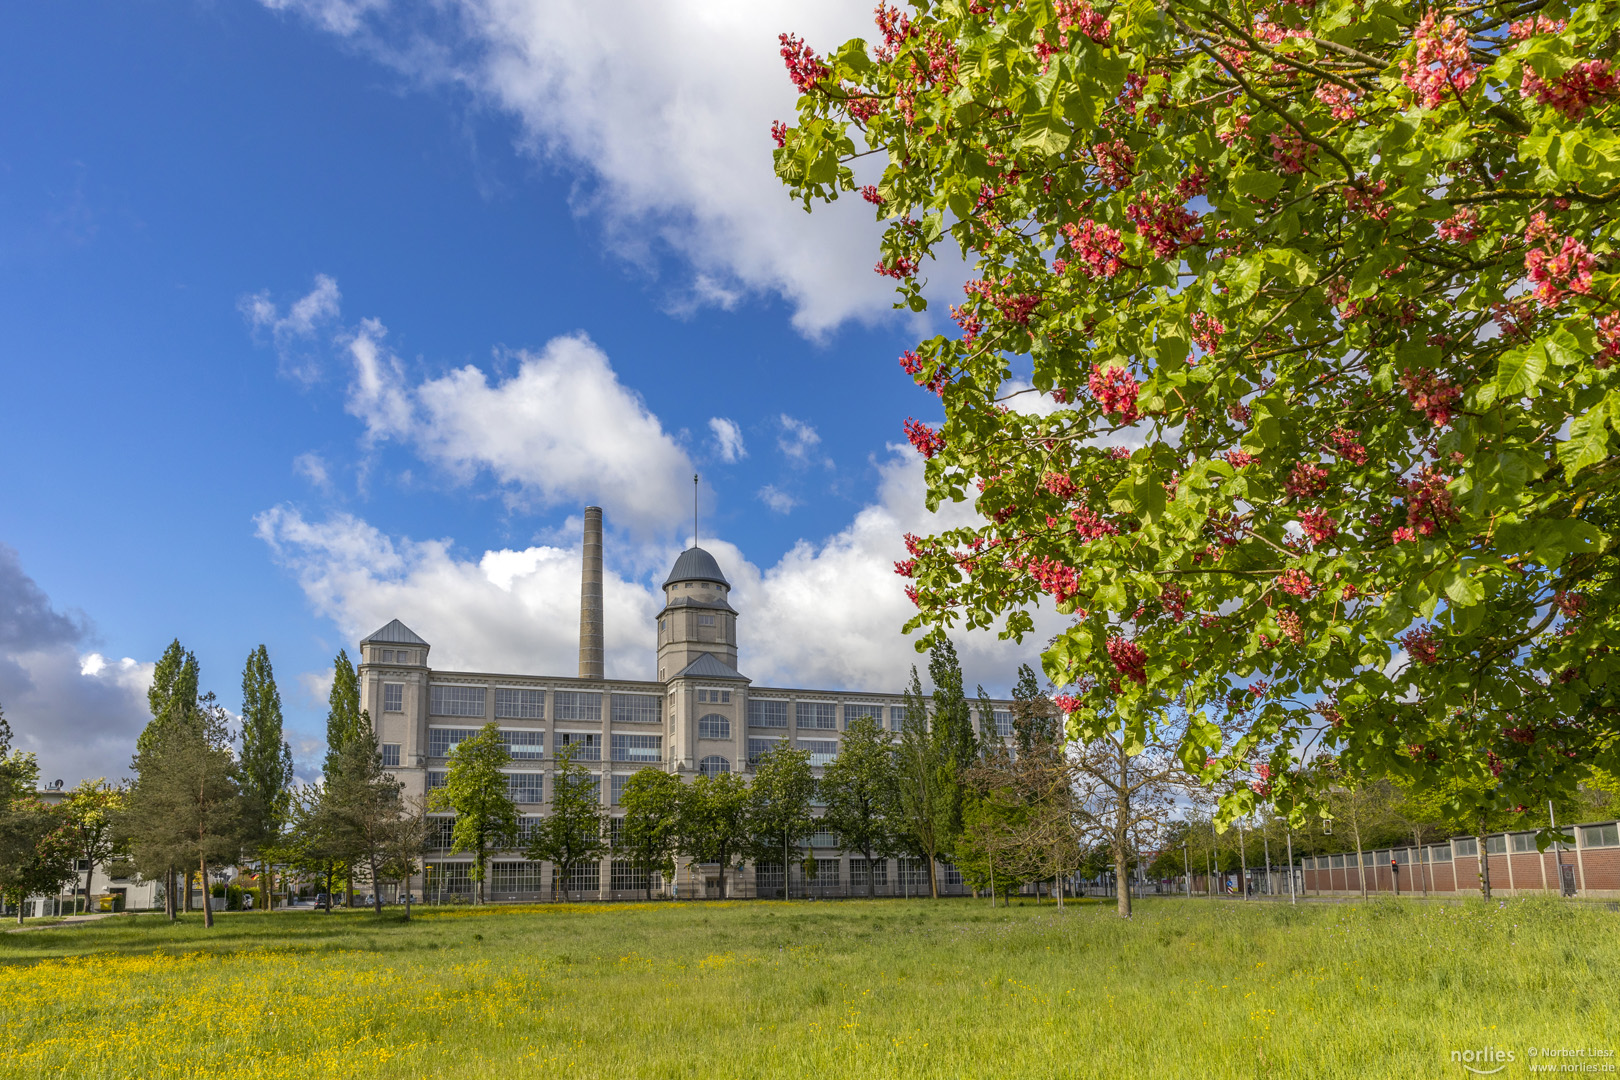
top-left (526, 744), bottom-right (605, 902)
top-left (676, 771), bottom-right (751, 899)
top-left (776, 0), bottom-right (1620, 827)
top-left (617, 767), bottom-right (684, 900)
top-left (746, 744), bottom-right (815, 899)
top-left (428, 723), bottom-right (515, 904)
top-left (819, 716), bottom-right (900, 898)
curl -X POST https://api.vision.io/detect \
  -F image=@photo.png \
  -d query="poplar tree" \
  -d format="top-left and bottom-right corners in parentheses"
top-left (324, 649), bottom-right (368, 778)
top-left (928, 639), bottom-right (978, 867)
top-left (428, 724), bottom-right (515, 904)
top-left (239, 645), bottom-right (293, 912)
top-left (893, 667), bottom-right (947, 898)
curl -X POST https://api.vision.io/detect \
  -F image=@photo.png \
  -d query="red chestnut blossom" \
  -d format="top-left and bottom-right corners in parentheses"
top-left (1191, 313), bottom-right (1225, 354)
top-left (1398, 368), bottom-right (1462, 426)
top-left (1509, 15), bottom-right (1565, 40)
top-left (1052, 694), bottom-right (1082, 715)
top-left (1522, 60), bottom-right (1620, 120)
top-left (1056, 0), bottom-right (1111, 43)
top-left (1108, 446), bottom-right (1132, 461)
top-left (1268, 129), bottom-right (1312, 174)
top-left (903, 532), bottom-right (924, 557)
top-left (1218, 114), bottom-right (1252, 148)
top-left (861, 184), bottom-right (884, 206)
top-left (1285, 462), bottom-right (1328, 499)
top-left (1225, 450), bottom-right (1256, 468)
top-left (1329, 428), bottom-right (1369, 465)
top-left (1315, 81), bottom-right (1361, 120)
top-left (1404, 468), bottom-right (1459, 536)
top-left (1493, 298), bottom-right (1538, 340)
top-left (1044, 472), bottom-right (1078, 499)
top-left (1299, 508), bottom-right (1338, 544)
top-left (893, 559), bottom-right (917, 577)
top-left (1277, 608), bottom-right (1304, 644)
top-left (1091, 139), bottom-right (1135, 189)
top-left (903, 418), bottom-right (945, 458)
top-left (779, 33), bottom-right (829, 94)
top-left (1277, 568), bottom-right (1316, 598)
top-left (1596, 311), bottom-right (1620, 368)
top-left (1400, 625), bottom-right (1440, 666)
top-left (1487, 751), bottom-right (1505, 778)
top-left (1070, 507), bottom-right (1120, 542)
top-left (1436, 206), bottom-right (1480, 243)
top-left (1088, 364), bottom-right (1142, 424)
top-left (1061, 220), bottom-right (1126, 278)
top-left (1228, 402), bottom-right (1251, 424)
top-left (1106, 635), bottom-right (1148, 684)
top-left (875, 255), bottom-right (919, 279)
top-left (1554, 590), bottom-right (1586, 617)
top-left (1174, 168), bottom-right (1209, 200)
top-left (1342, 179), bottom-right (1390, 221)
top-left (1400, 12), bottom-right (1478, 108)
top-left (1392, 526), bottom-right (1417, 544)
top-left (1524, 212), bottom-right (1597, 304)
top-left (1126, 192), bottom-right (1205, 258)
top-left (1026, 555), bottom-right (1080, 603)
top-left (771, 121), bottom-right (789, 148)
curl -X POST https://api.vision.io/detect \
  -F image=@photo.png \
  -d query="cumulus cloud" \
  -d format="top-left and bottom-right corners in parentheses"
top-left (343, 323), bottom-right (694, 533)
top-left (708, 417), bottom-right (747, 464)
top-left (240, 273), bottom-right (343, 383)
top-left (294, 451), bottom-right (335, 492)
top-left (757, 485), bottom-right (798, 514)
top-left (776, 414), bottom-right (823, 464)
top-left (258, 449), bottom-right (1066, 696)
top-left (256, 506), bottom-right (662, 679)
top-left (0, 545), bottom-right (154, 785)
top-left (255, 0), bottom-right (899, 334)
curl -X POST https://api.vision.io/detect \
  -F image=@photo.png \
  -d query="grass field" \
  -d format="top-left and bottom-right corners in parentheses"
top-left (1, 896), bottom-right (1615, 1079)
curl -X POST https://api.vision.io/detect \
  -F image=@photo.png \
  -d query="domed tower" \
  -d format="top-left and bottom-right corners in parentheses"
top-left (656, 547), bottom-right (739, 680)
top-left (658, 546), bottom-right (747, 776)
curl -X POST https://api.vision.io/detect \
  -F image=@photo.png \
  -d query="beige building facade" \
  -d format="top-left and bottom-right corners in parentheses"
top-left (361, 508), bottom-right (1015, 900)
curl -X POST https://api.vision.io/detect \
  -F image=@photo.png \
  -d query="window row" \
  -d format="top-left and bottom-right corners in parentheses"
top-left (743, 699), bottom-right (918, 733)
top-left (422, 686), bottom-right (661, 723)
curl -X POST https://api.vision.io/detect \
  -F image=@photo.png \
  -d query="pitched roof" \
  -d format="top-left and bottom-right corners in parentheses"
top-left (673, 652), bottom-right (749, 682)
top-left (663, 546), bottom-right (730, 587)
top-left (361, 619), bottom-right (429, 646)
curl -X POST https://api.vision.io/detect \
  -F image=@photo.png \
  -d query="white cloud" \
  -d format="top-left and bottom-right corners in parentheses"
top-left (757, 485), bottom-right (798, 514)
top-left (257, 449), bottom-right (1067, 696)
top-left (256, 0), bottom-right (900, 334)
top-left (0, 545), bottom-right (155, 785)
top-left (708, 417), bottom-right (746, 463)
top-left (294, 451), bottom-right (334, 492)
top-left (343, 324), bottom-right (694, 533)
top-left (776, 413), bottom-right (822, 464)
top-left (240, 273), bottom-right (343, 383)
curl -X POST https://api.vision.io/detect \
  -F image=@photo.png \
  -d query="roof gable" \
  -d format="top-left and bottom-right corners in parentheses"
top-left (362, 619), bottom-right (429, 646)
top-left (673, 652), bottom-right (749, 682)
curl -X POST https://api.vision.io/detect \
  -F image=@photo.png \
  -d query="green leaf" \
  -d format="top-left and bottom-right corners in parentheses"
top-left (1531, 519), bottom-right (1605, 569)
top-left (1556, 406), bottom-right (1611, 479)
top-left (1230, 171), bottom-right (1285, 200)
top-left (1495, 342), bottom-right (1548, 400)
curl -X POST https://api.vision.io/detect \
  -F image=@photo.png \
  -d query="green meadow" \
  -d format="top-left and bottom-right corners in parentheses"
top-left (1, 896), bottom-right (1613, 1079)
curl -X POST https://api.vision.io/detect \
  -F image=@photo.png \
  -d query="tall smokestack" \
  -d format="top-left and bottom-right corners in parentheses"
top-left (578, 506), bottom-right (604, 679)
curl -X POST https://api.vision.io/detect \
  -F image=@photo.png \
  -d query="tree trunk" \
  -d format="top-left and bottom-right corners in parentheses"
top-left (989, 850), bottom-right (996, 908)
top-left (865, 847), bottom-right (876, 900)
top-left (82, 854), bottom-right (94, 915)
top-left (260, 859), bottom-right (271, 913)
top-left (1115, 749), bottom-right (1132, 919)
top-left (927, 849), bottom-right (938, 899)
top-left (371, 856), bottom-right (383, 914)
top-left (1352, 819), bottom-right (1367, 900)
top-left (165, 868), bottom-right (176, 921)
top-left (1477, 832), bottom-right (1493, 900)
top-left (200, 857), bottom-right (214, 929)
top-left (325, 866), bottom-right (335, 913)
top-left (1414, 829), bottom-right (1430, 898)
top-left (183, 868), bottom-right (192, 913)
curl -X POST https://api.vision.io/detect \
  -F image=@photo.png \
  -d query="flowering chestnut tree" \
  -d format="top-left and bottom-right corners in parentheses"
top-left (775, 0), bottom-right (1620, 824)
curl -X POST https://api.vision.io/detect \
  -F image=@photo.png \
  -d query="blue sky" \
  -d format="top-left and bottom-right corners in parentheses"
top-left (1, 0), bottom-right (1054, 783)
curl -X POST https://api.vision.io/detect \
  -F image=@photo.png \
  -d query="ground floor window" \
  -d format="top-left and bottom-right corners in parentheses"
top-left (489, 861), bottom-right (544, 895)
top-left (849, 858), bottom-right (888, 888)
top-left (610, 861), bottom-right (660, 891)
top-left (813, 858), bottom-right (841, 887)
top-left (563, 860), bottom-right (601, 894)
top-left (424, 862), bottom-right (473, 897)
top-left (897, 858), bottom-right (930, 890)
top-left (755, 862), bottom-right (785, 891)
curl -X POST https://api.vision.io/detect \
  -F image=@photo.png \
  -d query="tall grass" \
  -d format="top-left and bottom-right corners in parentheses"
top-left (1, 896), bottom-right (1613, 1078)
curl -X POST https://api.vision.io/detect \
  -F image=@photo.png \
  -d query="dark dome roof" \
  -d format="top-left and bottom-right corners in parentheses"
top-left (663, 546), bottom-right (729, 587)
